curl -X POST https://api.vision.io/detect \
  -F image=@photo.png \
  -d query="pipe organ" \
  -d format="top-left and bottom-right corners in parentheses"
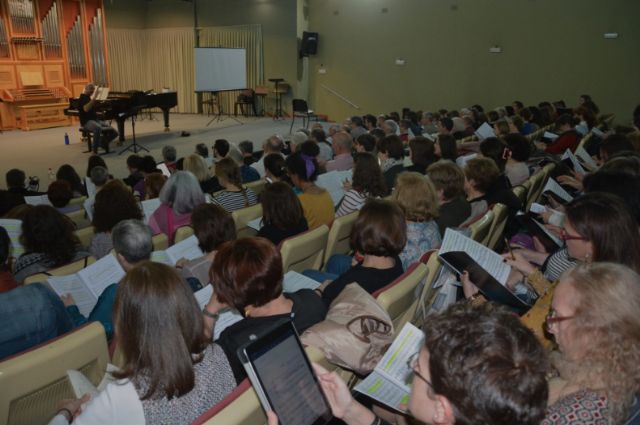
top-left (0, 0), bottom-right (109, 130)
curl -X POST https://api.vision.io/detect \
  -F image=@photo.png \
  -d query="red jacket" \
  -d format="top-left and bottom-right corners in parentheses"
top-left (545, 130), bottom-right (581, 154)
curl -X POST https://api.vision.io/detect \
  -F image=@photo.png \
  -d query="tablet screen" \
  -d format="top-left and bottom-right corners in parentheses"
top-left (246, 323), bottom-right (331, 425)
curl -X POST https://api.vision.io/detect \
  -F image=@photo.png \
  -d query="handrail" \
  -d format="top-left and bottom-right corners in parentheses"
top-left (320, 84), bottom-right (360, 109)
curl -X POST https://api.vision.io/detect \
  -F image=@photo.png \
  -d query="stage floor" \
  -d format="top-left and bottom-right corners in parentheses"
top-left (0, 113), bottom-right (302, 189)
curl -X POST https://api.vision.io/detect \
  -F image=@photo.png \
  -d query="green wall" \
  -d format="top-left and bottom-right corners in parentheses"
top-left (306, 0), bottom-right (640, 124)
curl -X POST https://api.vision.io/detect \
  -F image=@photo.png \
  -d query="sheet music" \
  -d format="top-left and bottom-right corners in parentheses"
top-left (474, 122), bottom-right (496, 140)
top-left (529, 202), bottom-right (546, 214)
top-left (24, 195), bottom-right (51, 206)
top-left (317, 170), bottom-right (352, 206)
top-left (156, 163), bottom-right (172, 178)
top-left (48, 274), bottom-right (96, 317)
top-left (543, 131), bottom-right (559, 141)
top-left (214, 310), bottom-right (243, 340)
top-left (531, 218), bottom-right (563, 247)
top-left (150, 250), bottom-right (173, 265)
top-left (0, 219), bottom-right (24, 257)
top-left (542, 178), bottom-right (574, 203)
top-left (193, 284), bottom-right (214, 309)
top-left (94, 87), bottom-right (110, 101)
top-left (140, 198), bottom-right (161, 224)
top-left (165, 235), bottom-right (204, 264)
top-left (247, 217), bottom-right (263, 231)
top-left (77, 254), bottom-right (125, 299)
top-left (455, 153), bottom-right (477, 169)
top-left (439, 229), bottom-right (510, 285)
top-left (85, 177), bottom-right (97, 198)
top-left (283, 271), bottom-right (321, 293)
top-left (561, 149), bottom-right (586, 174)
top-left (592, 127), bottom-right (605, 138)
top-left (575, 146), bottom-right (598, 171)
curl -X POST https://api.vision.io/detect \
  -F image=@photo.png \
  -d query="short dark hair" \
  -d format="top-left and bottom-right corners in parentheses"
top-left (370, 128), bottom-right (385, 142)
top-left (47, 180), bottom-right (73, 208)
top-left (86, 154), bottom-right (107, 178)
top-left (195, 143), bottom-right (209, 158)
top-left (464, 157), bottom-right (500, 193)
top-left (350, 199), bottom-right (406, 257)
top-left (112, 261), bottom-right (207, 399)
top-left (214, 139), bottom-right (230, 157)
top-left (583, 171), bottom-right (640, 225)
top-left (140, 156), bottom-right (158, 174)
top-left (190, 204), bottom-right (236, 253)
top-left (600, 134), bottom-right (633, 160)
top-left (378, 135), bottom-right (404, 160)
top-left (264, 153), bottom-right (287, 179)
top-left (424, 302), bottom-right (548, 425)
top-left (427, 160), bottom-right (466, 201)
top-left (0, 226), bottom-right (9, 266)
top-left (351, 116), bottom-right (364, 127)
top-left (555, 113), bottom-right (574, 128)
top-left (261, 182), bottom-right (305, 231)
top-left (92, 180), bottom-right (143, 233)
top-left (355, 133), bottom-right (376, 152)
top-left (20, 205), bottom-right (80, 267)
top-left (6, 169), bottom-right (26, 189)
top-left (437, 134), bottom-right (458, 161)
top-left (439, 117), bottom-right (454, 132)
top-left (310, 128), bottom-right (327, 143)
top-left (409, 136), bottom-right (436, 169)
top-left (503, 133), bottom-right (531, 162)
top-left (286, 146), bottom-right (320, 182)
top-left (364, 114), bottom-right (377, 128)
top-left (126, 154), bottom-right (142, 170)
top-left (212, 238), bottom-right (283, 311)
top-left (238, 141), bottom-right (253, 154)
top-left (480, 137), bottom-right (508, 172)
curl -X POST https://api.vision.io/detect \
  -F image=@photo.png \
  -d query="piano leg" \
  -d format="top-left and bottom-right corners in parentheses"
top-left (162, 108), bottom-right (171, 132)
top-left (117, 118), bottom-right (126, 142)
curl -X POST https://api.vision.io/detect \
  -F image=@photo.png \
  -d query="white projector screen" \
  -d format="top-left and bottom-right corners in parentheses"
top-left (194, 47), bottom-right (247, 92)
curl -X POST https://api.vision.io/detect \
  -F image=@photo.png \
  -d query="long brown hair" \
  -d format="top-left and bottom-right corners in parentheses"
top-left (112, 262), bottom-right (208, 399)
top-left (261, 182), bottom-right (304, 230)
top-left (215, 157), bottom-right (249, 206)
top-left (351, 153), bottom-right (387, 198)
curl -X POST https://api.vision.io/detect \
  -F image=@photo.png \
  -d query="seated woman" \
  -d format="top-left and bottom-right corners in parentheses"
top-left (542, 263), bottom-right (640, 425)
top-left (143, 173), bottom-right (167, 200)
top-left (461, 157), bottom-right (497, 224)
top-left (318, 199), bottom-right (406, 305)
top-left (377, 135), bottom-right (405, 191)
top-left (267, 302), bottom-right (549, 425)
top-left (203, 237), bottom-right (327, 383)
top-left (256, 182), bottom-right (308, 246)
top-left (13, 205), bottom-right (89, 283)
top-left (52, 262), bottom-right (236, 425)
top-left (285, 141), bottom-right (334, 228)
top-left (178, 204), bottom-right (236, 286)
top-left (393, 172), bottom-right (441, 270)
top-left (212, 157), bottom-right (258, 212)
top-left (427, 160), bottom-right (471, 235)
top-left (89, 180), bottom-right (143, 259)
top-left (263, 153), bottom-right (290, 185)
top-left (149, 171), bottom-right (205, 243)
top-left (133, 155), bottom-right (161, 200)
top-left (47, 180), bottom-right (82, 214)
top-left (336, 153), bottom-right (386, 218)
top-left (405, 136), bottom-right (436, 174)
top-left (434, 134), bottom-right (458, 162)
top-left (503, 133), bottom-right (532, 186)
top-left (183, 153), bottom-right (222, 194)
top-left (56, 164), bottom-right (86, 197)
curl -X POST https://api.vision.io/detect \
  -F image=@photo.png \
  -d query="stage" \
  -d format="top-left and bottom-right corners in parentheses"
top-left (0, 113), bottom-right (302, 190)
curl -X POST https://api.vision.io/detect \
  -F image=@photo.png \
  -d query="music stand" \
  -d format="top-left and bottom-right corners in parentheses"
top-left (269, 78), bottom-right (285, 120)
top-left (206, 91), bottom-right (243, 127)
top-left (118, 107), bottom-right (149, 155)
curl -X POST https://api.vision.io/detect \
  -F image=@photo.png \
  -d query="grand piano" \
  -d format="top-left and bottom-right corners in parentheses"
top-left (65, 90), bottom-right (178, 142)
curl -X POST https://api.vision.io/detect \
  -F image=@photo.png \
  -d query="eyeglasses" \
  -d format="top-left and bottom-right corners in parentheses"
top-left (407, 352), bottom-right (433, 389)
top-left (545, 308), bottom-right (575, 331)
top-left (560, 229), bottom-right (589, 242)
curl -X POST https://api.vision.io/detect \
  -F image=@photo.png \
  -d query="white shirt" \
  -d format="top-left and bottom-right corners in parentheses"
top-left (251, 156), bottom-right (266, 178)
top-left (49, 380), bottom-right (145, 425)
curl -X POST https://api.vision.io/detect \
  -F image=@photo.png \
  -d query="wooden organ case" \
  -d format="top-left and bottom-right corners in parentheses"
top-left (0, 0), bottom-right (109, 130)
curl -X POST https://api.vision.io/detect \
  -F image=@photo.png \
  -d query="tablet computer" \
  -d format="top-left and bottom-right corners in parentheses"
top-left (238, 320), bottom-right (333, 425)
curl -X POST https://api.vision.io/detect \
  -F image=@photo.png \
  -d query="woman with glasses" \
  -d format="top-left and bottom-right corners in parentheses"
top-left (266, 302), bottom-right (549, 425)
top-left (541, 263), bottom-right (640, 425)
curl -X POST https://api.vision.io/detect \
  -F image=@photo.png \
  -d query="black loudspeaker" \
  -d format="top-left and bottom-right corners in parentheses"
top-left (300, 31), bottom-right (318, 57)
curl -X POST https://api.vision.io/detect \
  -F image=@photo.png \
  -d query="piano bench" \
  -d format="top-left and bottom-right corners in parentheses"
top-left (79, 127), bottom-right (111, 154)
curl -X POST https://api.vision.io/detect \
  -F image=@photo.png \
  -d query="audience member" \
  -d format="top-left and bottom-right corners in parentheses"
top-left (123, 154), bottom-right (143, 189)
top-left (132, 155), bottom-right (160, 199)
top-left (252, 135), bottom-right (284, 177)
top-left (462, 157), bottom-right (498, 223)
top-left (47, 180), bottom-right (80, 214)
top-left (212, 157), bottom-right (258, 212)
top-left (437, 117), bottom-right (453, 135)
top-left (520, 107), bottom-right (540, 135)
top-left (382, 119), bottom-right (399, 136)
top-left (349, 116), bottom-right (368, 140)
top-left (85, 154), bottom-right (107, 179)
top-left (421, 111), bottom-right (438, 135)
top-left (205, 237), bottom-right (327, 383)
top-left (256, 182), bottom-right (308, 245)
top-left (311, 128), bottom-right (333, 163)
top-left (543, 114), bottom-right (581, 154)
top-left (286, 142), bottom-right (334, 228)
top-left (393, 172), bottom-right (441, 269)
top-left (52, 262), bottom-right (236, 425)
top-left (144, 173), bottom-right (167, 200)
top-left (428, 160), bottom-right (472, 235)
top-left (83, 165), bottom-right (110, 220)
top-left (90, 180), bottom-right (143, 259)
top-left (195, 143), bottom-right (213, 166)
top-left (161, 145), bottom-right (178, 173)
top-left (56, 164), bottom-right (85, 197)
top-left (0, 227), bottom-right (18, 293)
top-left (503, 133), bottom-right (532, 186)
top-left (213, 139), bottom-right (230, 161)
top-left (363, 114), bottom-right (377, 131)
top-left (378, 135), bottom-right (405, 191)
top-left (183, 154), bottom-right (222, 194)
top-left (149, 171), bottom-right (205, 243)
top-left (263, 153), bottom-right (289, 184)
top-left (326, 131), bottom-right (354, 171)
top-left (336, 153), bottom-right (386, 217)
top-left (354, 133), bottom-right (376, 153)
top-left (14, 205), bottom-right (89, 282)
top-left (599, 134), bottom-right (634, 163)
top-left (406, 136), bottom-right (436, 174)
top-left (434, 134), bottom-right (458, 161)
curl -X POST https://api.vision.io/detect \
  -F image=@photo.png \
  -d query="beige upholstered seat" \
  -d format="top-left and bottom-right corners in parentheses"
top-left (23, 256), bottom-right (96, 285)
top-left (374, 262), bottom-right (429, 329)
top-left (323, 211), bottom-right (357, 268)
top-left (280, 225), bottom-right (329, 273)
top-left (485, 203), bottom-right (509, 251)
top-left (231, 204), bottom-right (263, 239)
top-left (468, 209), bottom-right (494, 245)
top-left (152, 232), bottom-right (171, 249)
top-left (74, 226), bottom-right (95, 249)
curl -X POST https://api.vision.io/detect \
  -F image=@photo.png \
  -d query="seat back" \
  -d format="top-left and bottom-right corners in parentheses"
top-left (0, 323), bottom-right (109, 425)
top-left (74, 226), bottom-right (95, 249)
top-left (232, 204), bottom-right (263, 239)
top-left (244, 180), bottom-right (266, 197)
top-left (526, 163), bottom-right (555, 209)
top-left (68, 196), bottom-right (87, 207)
top-left (152, 232), bottom-right (170, 250)
top-left (23, 256), bottom-right (96, 285)
top-left (171, 227), bottom-right (192, 245)
top-left (468, 210), bottom-right (494, 245)
top-left (323, 211), bottom-right (358, 267)
top-left (374, 262), bottom-right (429, 329)
top-left (485, 203), bottom-right (509, 250)
top-left (410, 252), bottom-right (445, 327)
top-left (292, 98), bottom-right (309, 113)
top-left (280, 225), bottom-right (329, 273)
top-left (65, 209), bottom-right (90, 229)
top-left (512, 183), bottom-right (529, 206)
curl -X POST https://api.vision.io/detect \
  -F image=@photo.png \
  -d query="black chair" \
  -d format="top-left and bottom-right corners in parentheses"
top-left (289, 98), bottom-right (318, 133)
top-left (235, 89), bottom-right (257, 117)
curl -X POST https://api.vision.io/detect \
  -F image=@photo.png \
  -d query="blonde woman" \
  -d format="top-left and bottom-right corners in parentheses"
top-left (183, 154), bottom-right (221, 194)
top-left (392, 172), bottom-right (441, 269)
top-left (542, 263), bottom-right (640, 425)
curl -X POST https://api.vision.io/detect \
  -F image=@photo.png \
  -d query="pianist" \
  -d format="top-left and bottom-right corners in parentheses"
top-left (79, 84), bottom-right (118, 154)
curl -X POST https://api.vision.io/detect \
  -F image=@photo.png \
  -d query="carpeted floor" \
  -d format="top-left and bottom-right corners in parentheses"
top-left (0, 113), bottom-right (309, 189)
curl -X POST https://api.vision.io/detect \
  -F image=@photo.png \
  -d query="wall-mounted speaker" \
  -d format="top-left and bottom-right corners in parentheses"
top-left (300, 31), bottom-right (318, 57)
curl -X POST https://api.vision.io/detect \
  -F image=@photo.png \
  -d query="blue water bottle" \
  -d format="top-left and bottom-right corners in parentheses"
top-left (64, 132), bottom-right (70, 145)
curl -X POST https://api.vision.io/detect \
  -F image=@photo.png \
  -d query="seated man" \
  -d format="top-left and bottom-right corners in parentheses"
top-left (78, 84), bottom-right (118, 154)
